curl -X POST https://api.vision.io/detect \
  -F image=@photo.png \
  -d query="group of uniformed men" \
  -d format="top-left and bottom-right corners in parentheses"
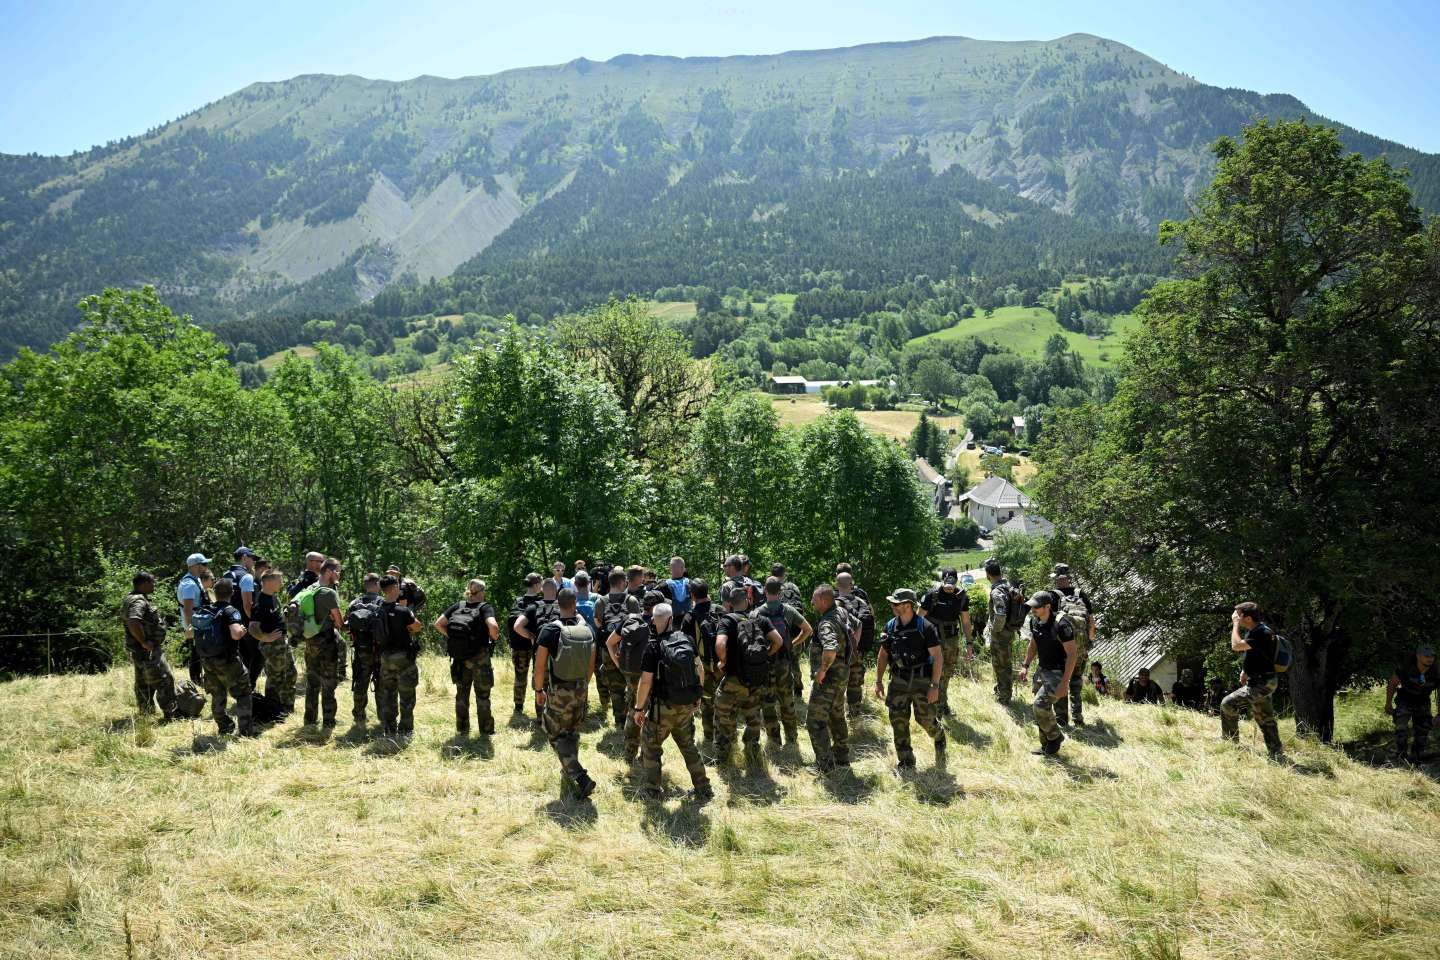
top-left (121, 546), bottom-right (1440, 799)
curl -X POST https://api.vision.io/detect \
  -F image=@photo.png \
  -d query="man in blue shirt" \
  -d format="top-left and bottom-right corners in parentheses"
top-left (665, 556), bottom-right (691, 618)
top-left (551, 561), bottom-right (574, 592)
top-left (177, 552), bottom-right (210, 683)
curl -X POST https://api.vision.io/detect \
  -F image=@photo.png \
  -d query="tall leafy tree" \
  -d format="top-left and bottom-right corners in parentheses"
top-left (1033, 120), bottom-right (1440, 740)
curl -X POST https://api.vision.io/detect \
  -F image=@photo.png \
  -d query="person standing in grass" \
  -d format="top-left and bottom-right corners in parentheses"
top-left (836, 571), bottom-right (875, 718)
top-left (873, 588), bottom-right (945, 771)
top-left (632, 602), bottom-right (711, 802)
top-left (122, 570), bottom-right (178, 721)
top-left (919, 568), bottom-right (971, 717)
top-left (301, 558), bottom-right (347, 728)
top-left (250, 569), bottom-right (297, 716)
top-left (983, 558), bottom-right (1019, 705)
top-left (375, 574), bottom-right (423, 741)
top-left (534, 588), bottom-right (598, 800)
top-left (198, 578), bottom-right (256, 737)
top-left (713, 583), bottom-right (784, 765)
top-left (1017, 590), bottom-right (1077, 757)
top-left (1221, 602), bottom-right (1285, 760)
top-left (806, 583), bottom-right (853, 773)
top-left (1385, 644), bottom-right (1437, 764)
top-left (435, 579), bottom-right (500, 737)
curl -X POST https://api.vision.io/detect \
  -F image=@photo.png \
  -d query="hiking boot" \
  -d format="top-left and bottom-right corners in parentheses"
top-left (575, 773), bottom-right (597, 801)
top-left (238, 726), bottom-right (259, 739)
top-left (935, 735), bottom-right (947, 755)
top-left (321, 719), bottom-right (336, 730)
top-left (1042, 733), bottom-right (1065, 756)
top-left (690, 784), bottom-right (714, 804)
top-left (895, 758), bottom-right (917, 773)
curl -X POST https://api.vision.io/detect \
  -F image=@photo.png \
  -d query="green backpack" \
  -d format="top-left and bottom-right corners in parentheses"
top-left (1056, 593), bottom-right (1090, 653)
top-left (550, 622), bottom-right (595, 683)
top-left (284, 582), bottom-right (326, 639)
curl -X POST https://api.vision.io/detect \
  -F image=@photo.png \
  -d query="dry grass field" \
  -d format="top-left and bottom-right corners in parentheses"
top-left (766, 393), bottom-right (963, 444)
top-left (1, 657), bottom-right (1436, 960)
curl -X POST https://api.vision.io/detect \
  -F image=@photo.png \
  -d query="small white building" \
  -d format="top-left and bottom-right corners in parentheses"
top-left (914, 457), bottom-right (952, 517)
top-left (955, 476), bottom-right (1030, 530)
top-left (1012, 415), bottom-right (1027, 439)
top-left (1088, 623), bottom-right (1179, 692)
top-left (767, 374), bottom-right (884, 395)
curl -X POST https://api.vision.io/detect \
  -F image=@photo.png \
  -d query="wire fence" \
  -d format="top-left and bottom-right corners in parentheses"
top-left (0, 631), bottom-right (117, 676)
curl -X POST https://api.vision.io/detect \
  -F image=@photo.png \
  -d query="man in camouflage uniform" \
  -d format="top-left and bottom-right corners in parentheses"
top-left (534, 589), bottom-right (598, 799)
top-left (201, 578), bottom-right (256, 736)
top-left (713, 584), bottom-right (783, 764)
top-left (758, 577), bottom-right (812, 746)
top-left (983, 558), bottom-right (1018, 705)
top-left (633, 603), bottom-right (712, 801)
top-left (122, 570), bottom-right (179, 720)
top-left (920, 568), bottom-right (972, 716)
top-left (806, 583), bottom-right (853, 772)
top-left (1018, 591), bottom-right (1078, 757)
top-left (375, 575), bottom-right (423, 739)
top-left (341, 572), bottom-right (382, 724)
top-left (1050, 564), bottom-right (1096, 727)
top-left (1385, 644), bottom-right (1438, 764)
top-left (836, 571), bottom-right (874, 718)
top-left (507, 573), bottom-right (544, 717)
top-left (592, 568), bottom-right (640, 726)
top-left (874, 588), bottom-right (944, 770)
top-left (607, 590), bottom-right (663, 764)
top-left (679, 579), bottom-right (721, 741)
top-left (436, 579), bottom-right (501, 736)
top-left (250, 569), bottom-right (297, 715)
top-left (302, 558), bottom-right (347, 727)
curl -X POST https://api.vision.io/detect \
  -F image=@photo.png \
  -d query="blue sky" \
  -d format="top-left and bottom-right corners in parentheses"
top-left (2, 0), bottom-right (1437, 155)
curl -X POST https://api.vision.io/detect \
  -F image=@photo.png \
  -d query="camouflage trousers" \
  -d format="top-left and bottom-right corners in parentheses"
top-left (886, 667), bottom-right (940, 765)
top-left (542, 681), bottom-right (590, 786)
top-left (1220, 676), bottom-right (1284, 757)
top-left (698, 662), bottom-right (720, 740)
top-left (351, 643), bottom-right (379, 722)
top-left (453, 650), bottom-right (495, 734)
top-left (988, 628), bottom-right (1015, 704)
top-left (1392, 703), bottom-right (1433, 759)
top-left (714, 675), bottom-right (765, 757)
top-left (377, 651), bottom-right (419, 736)
top-left (621, 671), bottom-right (643, 761)
top-left (846, 650), bottom-right (868, 713)
top-left (762, 656), bottom-right (799, 741)
top-left (640, 701), bottom-right (709, 792)
top-left (936, 627), bottom-right (961, 713)
top-left (806, 663), bottom-right (849, 770)
top-left (599, 648), bottom-right (628, 725)
top-left (201, 655), bottom-right (254, 734)
top-left (303, 636), bottom-right (341, 725)
top-left (260, 638), bottom-right (297, 712)
top-left (1031, 668), bottom-right (1065, 748)
top-left (511, 648), bottom-right (533, 712)
top-left (1053, 651), bottom-right (1087, 726)
top-left (130, 649), bottom-right (178, 718)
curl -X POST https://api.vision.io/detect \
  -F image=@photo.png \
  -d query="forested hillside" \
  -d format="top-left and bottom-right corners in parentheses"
top-left (3, 33), bottom-right (1438, 355)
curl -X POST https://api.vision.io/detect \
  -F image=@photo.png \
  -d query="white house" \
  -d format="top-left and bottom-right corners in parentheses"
top-left (1088, 623), bottom-right (1179, 692)
top-left (914, 457), bottom-right (952, 517)
top-left (1012, 415), bottom-right (1027, 440)
top-left (954, 476), bottom-right (1030, 531)
top-left (767, 374), bottom-right (884, 395)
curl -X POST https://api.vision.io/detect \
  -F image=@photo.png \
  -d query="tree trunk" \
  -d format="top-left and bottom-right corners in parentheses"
top-left (1289, 629), bottom-right (1338, 743)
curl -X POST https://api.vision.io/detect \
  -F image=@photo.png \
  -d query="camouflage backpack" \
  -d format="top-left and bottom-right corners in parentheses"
top-left (173, 679), bottom-right (207, 718)
top-left (1055, 592), bottom-right (1090, 653)
top-left (550, 622), bottom-right (595, 683)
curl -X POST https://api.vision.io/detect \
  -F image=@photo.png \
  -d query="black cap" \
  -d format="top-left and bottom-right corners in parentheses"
top-left (643, 590), bottom-right (665, 609)
top-left (1026, 590), bottom-right (1053, 609)
top-left (234, 547), bottom-right (256, 559)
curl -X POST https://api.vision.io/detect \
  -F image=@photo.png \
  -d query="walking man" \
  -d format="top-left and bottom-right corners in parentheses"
top-left (1221, 601), bottom-right (1285, 760)
top-left (806, 583), bottom-right (852, 773)
top-left (632, 602), bottom-right (712, 801)
top-left (919, 568), bottom-right (971, 715)
top-left (534, 588), bottom-right (598, 799)
top-left (873, 588), bottom-right (944, 771)
top-left (1017, 591), bottom-right (1078, 757)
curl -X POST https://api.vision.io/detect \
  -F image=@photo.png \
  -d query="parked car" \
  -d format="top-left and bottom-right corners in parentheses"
top-left (1018, 448), bottom-right (1030, 457)
top-left (965, 441), bottom-right (976, 450)
top-left (960, 573), bottom-right (975, 586)
top-left (978, 526), bottom-right (992, 537)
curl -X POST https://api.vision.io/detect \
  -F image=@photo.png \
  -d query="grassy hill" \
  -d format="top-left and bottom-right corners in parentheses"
top-left (1, 660), bottom-right (1433, 959)
top-left (914, 305), bottom-right (1141, 368)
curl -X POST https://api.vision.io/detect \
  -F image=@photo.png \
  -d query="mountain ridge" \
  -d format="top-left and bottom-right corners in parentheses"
top-left (2, 33), bottom-right (1435, 355)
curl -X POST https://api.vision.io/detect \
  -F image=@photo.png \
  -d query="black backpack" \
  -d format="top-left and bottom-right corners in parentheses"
top-left (445, 602), bottom-right (488, 660)
top-left (505, 595), bottom-right (533, 649)
top-left (601, 591), bottom-right (632, 636)
top-left (838, 594), bottom-right (875, 654)
top-left (1003, 581), bottom-right (1029, 632)
top-left (656, 630), bottom-right (702, 706)
top-left (345, 595), bottom-right (384, 650)
top-left (758, 604), bottom-right (792, 658)
top-left (194, 603), bottom-right (235, 659)
top-left (401, 579), bottom-right (427, 612)
top-left (689, 607), bottom-right (722, 666)
top-left (730, 613), bottom-right (771, 687)
top-left (616, 615), bottom-right (650, 675)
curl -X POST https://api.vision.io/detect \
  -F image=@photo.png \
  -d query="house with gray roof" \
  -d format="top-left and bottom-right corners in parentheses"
top-left (954, 476), bottom-right (1030, 531)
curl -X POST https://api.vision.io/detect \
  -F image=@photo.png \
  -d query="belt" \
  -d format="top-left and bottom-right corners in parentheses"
top-left (892, 662), bottom-right (929, 675)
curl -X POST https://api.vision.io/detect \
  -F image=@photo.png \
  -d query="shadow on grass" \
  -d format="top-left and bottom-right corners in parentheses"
top-left (910, 758), bottom-right (963, 806)
top-left (543, 796), bottom-right (598, 829)
top-left (1069, 719), bottom-right (1124, 749)
top-left (1004, 701), bottom-right (1033, 728)
top-left (363, 733), bottom-right (411, 757)
top-left (944, 715), bottom-right (994, 749)
top-left (595, 725), bottom-right (629, 760)
top-left (1046, 754), bottom-right (1119, 784)
top-left (439, 734), bottom-right (494, 761)
top-left (106, 716), bottom-right (137, 734)
top-left (272, 726), bottom-right (334, 750)
top-left (1337, 732), bottom-right (1439, 781)
top-left (716, 756), bottom-right (784, 806)
top-left (333, 722), bottom-right (371, 749)
top-left (820, 767), bottom-right (879, 805)
top-left (640, 799), bottom-right (711, 847)
top-left (173, 734), bottom-right (227, 756)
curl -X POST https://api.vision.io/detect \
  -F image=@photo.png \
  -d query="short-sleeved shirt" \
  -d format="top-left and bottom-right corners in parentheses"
top-left (883, 615), bottom-right (940, 670)
top-left (378, 600), bottom-right (418, 653)
top-left (123, 592), bottom-right (165, 650)
top-left (718, 611), bottom-right (762, 679)
top-left (312, 586), bottom-right (340, 638)
top-left (252, 591), bottom-right (285, 636)
top-left (207, 604), bottom-right (246, 658)
top-left (1126, 678), bottom-right (1164, 704)
top-left (680, 601), bottom-right (720, 664)
top-left (920, 586), bottom-right (969, 626)
top-left (1241, 622), bottom-right (1277, 680)
top-left (536, 615), bottom-right (592, 659)
top-left (177, 573), bottom-right (204, 627)
top-left (1395, 655), bottom-right (1440, 706)
top-left (758, 601), bottom-right (807, 648)
top-left (1028, 613), bottom-right (1075, 671)
top-left (444, 599), bottom-right (496, 634)
top-left (810, 605), bottom-right (853, 675)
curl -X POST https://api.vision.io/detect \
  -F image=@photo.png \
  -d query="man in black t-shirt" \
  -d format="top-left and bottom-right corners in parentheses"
top-left (435, 580), bottom-right (500, 736)
top-left (874, 589), bottom-right (945, 770)
top-left (920, 569), bottom-right (972, 715)
top-left (1171, 669), bottom-right (1205, 710)
top-left (679, 579), bottom-right (721, 741)
top-left (1018, 591), bottom-right (1077, 757)
top-left (508, 572), bottom-right (545, 718)
top-left (249, 569), bottom-right (296, 715)
top-left (1124, 669), bottom-right (1164, 704)
top-left (1385, 644), bottom-right (1438, 763)
top-left (1220, 601), bottom-right (1284, 759)
top-left (631, 602), bottom-right (711, 801)
top-left (200, 578), bottom-right (256, 737)
top-left (375, 575), bottom-right (422, 739)
top-left (533, 589), bottom-right (598, 799)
